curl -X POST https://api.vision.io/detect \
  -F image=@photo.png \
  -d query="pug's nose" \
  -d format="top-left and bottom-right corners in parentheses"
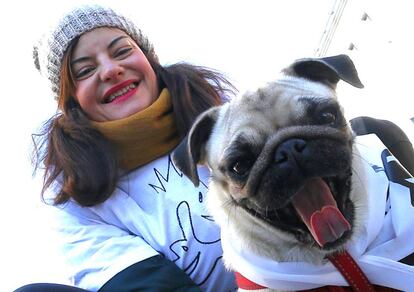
top-left (275, 139), bottom-right (307, 164)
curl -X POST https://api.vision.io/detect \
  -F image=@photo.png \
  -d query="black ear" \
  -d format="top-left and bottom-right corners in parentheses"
top-left (290, 54), bottom-right (364, 89)
top-left (172, 107), bottom-right (220, 186)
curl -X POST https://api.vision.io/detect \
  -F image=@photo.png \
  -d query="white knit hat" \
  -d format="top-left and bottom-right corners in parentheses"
top-left (33, 4), bottom-right (157, 100)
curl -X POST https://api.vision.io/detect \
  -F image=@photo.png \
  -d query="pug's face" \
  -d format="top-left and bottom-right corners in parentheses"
top-left (173, 55), bottom-right (364, 254)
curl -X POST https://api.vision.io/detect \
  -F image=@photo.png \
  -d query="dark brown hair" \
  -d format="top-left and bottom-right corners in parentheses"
top-left (33, 37), bottom-right (236, 207)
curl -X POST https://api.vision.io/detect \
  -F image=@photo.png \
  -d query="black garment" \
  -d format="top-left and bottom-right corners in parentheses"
top-left (14, 283), bottom-right (89, 292)
top-left (14, 255), bottom-right (201, 292)
top-left (99, 255), bottom-right (201, 292)
top-left (350, 116), bottom-right (414, 177)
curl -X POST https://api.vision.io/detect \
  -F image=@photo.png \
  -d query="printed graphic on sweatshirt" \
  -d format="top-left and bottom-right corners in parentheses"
top-left (148, 155), bottom-right (226, 287)
top-left (381, 149), bottom-right (414, 206)
top-left (381, 149), bottom-right (414, 265)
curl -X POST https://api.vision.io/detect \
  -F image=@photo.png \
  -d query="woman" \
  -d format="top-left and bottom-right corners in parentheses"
top-left (20, 4), bottom-right (237, 292)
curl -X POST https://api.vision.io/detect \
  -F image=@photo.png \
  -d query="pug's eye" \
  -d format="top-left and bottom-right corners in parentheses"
top-left (230, 160), bottom-right (253, 177)
top-left (319, 110), bottom-right (337, 125)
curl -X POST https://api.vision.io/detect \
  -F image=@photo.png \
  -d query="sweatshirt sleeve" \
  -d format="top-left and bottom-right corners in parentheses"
top-left (49, 189), bottom-right (160, 291)
top-left (99, 255), bottom-right (201, 292)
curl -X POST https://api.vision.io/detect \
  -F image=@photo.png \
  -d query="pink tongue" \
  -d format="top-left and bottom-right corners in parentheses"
top-left (291, 178), bottom-right (351, 247)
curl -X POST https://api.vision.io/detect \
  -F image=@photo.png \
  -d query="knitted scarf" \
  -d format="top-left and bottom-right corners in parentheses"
top-left (92, 88), bottom-right (180, 170)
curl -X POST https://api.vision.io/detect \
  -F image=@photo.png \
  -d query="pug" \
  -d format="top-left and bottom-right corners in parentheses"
top-left (173, 55), bottom-right (373, 290)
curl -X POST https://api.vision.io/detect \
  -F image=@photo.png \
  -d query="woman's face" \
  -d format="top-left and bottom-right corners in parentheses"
top-left (70, 27), bottom-right (158, 122)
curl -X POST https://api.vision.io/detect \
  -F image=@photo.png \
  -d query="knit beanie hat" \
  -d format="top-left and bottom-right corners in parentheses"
top-left (33, 4), bottom-right (158, 100)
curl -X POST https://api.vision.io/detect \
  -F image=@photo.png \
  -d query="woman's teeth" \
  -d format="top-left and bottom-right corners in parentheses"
top-left (105, 83), bottom-right (137, 103)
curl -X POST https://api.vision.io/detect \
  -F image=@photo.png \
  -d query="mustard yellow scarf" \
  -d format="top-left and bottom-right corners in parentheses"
top-left (92, 88), bottom-right (180, 170)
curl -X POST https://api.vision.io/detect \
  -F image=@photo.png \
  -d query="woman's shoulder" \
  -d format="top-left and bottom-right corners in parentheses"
top-left (121, 153), bottom-right (210, 191)
top-left (49, 154), bottom-right (210, 215)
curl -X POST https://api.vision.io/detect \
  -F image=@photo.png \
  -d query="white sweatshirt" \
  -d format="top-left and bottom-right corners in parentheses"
top-left (47, 154), bottom-right (237, 291)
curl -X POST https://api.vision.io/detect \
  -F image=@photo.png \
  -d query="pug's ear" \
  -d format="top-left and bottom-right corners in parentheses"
top-left (172, 106), bottom-right (220, 186)
top-left (287, 54), bottom-right (364, 89)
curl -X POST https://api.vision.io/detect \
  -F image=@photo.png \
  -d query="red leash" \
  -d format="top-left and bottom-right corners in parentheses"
top-left (327, 250), bottom-right (375, 292)
top-left (235, 250), bottom-right (377, 291)
top-left (234, 271), bottom-right (266, 290)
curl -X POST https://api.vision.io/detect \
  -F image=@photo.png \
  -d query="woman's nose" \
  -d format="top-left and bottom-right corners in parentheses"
top-left (100, 60), bottom-right (124, 82)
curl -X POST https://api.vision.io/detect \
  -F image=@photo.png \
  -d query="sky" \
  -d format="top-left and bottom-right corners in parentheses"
top-left (0, 0), bottom-right (412, 291)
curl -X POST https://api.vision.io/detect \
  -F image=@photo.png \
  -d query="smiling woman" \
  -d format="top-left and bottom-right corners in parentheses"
top-left (69, 28), bottom-right (159, 121)
top-left (17, 3), bottom-right (238, 292)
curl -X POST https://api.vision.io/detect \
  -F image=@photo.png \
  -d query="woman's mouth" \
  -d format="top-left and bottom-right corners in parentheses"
top-left (103, 82), bottom-right (139, 104)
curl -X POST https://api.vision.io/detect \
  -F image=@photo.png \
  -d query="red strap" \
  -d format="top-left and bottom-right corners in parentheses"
top-left (235, 272), bottom-right (267, 290)
top-left (236, 251), bottom-right (379, 291)
top-left (328, 251), bottom-right (375, 292)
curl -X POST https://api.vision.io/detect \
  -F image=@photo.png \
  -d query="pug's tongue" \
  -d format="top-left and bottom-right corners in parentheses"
top-left (291, 178), bottom-right (351, 247)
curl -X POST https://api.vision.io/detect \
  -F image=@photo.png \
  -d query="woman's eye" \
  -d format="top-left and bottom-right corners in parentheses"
top-left (115, 47), bottom-right (133, 58)
top-left (75, 67), bottom-right (95, 79)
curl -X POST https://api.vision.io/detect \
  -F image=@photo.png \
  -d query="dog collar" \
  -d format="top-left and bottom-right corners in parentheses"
top-left (327, 251), bottom-right (375, 291)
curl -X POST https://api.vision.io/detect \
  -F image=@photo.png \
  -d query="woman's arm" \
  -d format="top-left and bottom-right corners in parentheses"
top-left (52, 201), bottom-right (199, 291)
top-left (99, 255), bottom-right (200, 291)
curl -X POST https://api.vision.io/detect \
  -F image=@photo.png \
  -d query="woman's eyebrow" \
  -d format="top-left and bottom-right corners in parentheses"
top-left (71, 56), bottom-right (89, 66)
top-left (107, 35), bottom-right (129, 50)
top-left (71, 35), bottom-right (129, 66)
